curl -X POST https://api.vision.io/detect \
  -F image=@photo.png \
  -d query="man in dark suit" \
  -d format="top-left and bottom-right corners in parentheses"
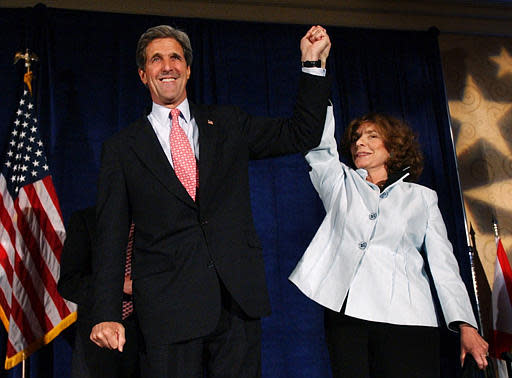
top-left (90, 24), bottom-right (331, 377)
top-left (58, 207), bottom-right (141, 377)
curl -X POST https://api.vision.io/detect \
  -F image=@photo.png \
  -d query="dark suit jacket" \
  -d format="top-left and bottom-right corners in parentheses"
top-left (92, 73), bottom-right (331, 346)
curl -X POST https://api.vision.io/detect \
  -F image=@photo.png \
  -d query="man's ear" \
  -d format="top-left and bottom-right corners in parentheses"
top-left (138, 68), bottom-right (147, 85)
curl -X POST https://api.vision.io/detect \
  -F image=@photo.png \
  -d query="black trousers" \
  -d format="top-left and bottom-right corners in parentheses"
top-left (143, 284), bottom-right (262, 378)
top-left (324, 308), bottom-right (440, 378)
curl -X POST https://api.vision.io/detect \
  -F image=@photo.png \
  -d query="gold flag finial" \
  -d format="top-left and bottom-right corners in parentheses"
top-left (14, 49), bottom-right (39, 95)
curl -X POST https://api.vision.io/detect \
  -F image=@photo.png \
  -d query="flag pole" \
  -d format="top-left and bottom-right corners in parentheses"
top-left (469, 224), bottom-right (485, 333)
top-left (13, 49), bottom-right (38, 378)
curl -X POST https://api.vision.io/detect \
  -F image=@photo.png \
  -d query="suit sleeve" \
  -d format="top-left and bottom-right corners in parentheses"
top-left (242, 73), bottom-right (331, 159)
top-left (57, 210), bottom-right (93, 305)
top-left (423, 189), bottom-right (478, 330)
top-left (92, 139), bottom-right (131, 323)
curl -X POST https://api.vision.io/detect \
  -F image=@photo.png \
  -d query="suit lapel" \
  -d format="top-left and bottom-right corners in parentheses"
top-left (191, 103), bottom-right (226, 203)
top-left (129, 117), bottom-right (196, 208)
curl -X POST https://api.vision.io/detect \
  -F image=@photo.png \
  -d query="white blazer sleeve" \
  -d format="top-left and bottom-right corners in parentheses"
top-left (305, 106), bottom-right (344, 210)
top-left (423, 189), bottom-right (478, 330)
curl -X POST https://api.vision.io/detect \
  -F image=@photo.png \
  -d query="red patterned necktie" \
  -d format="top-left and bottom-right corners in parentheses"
top-left (121, 223), bottom-right (135, 320)
top-left (170, 108), bottom-right (197, 201)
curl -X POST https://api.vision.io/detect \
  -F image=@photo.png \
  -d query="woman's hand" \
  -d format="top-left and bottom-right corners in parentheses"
top-left (459, 323), bottom-right (489, 369)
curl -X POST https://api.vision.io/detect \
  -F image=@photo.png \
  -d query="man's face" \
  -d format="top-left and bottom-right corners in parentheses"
top-left (138, 37), bottom-right (190, 108)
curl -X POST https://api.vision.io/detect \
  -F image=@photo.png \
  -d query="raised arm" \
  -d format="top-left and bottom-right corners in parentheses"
top-left (244, 26), bottom-right (331, 159)
top-left (305, 105), bottom-right (343, 209)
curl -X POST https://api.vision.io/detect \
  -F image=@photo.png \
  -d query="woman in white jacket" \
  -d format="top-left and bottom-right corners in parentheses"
top-left (289, 107), bottom-right (488, 377)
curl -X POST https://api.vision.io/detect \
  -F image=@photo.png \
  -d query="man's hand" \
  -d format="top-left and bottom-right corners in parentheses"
top-left (300, 25), bottom-right (331, 68)
top-left (90, 322), bottom-right (126, 352)
top-left (459, 323), bottom-right (489, 370)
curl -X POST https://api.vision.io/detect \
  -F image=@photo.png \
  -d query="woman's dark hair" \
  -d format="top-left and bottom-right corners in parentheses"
top-left (340, 113), bottom-right (424, 182)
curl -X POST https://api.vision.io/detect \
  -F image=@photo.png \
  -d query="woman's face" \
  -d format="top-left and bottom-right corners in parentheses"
top-left (350, 122), bottom-right (390, 174)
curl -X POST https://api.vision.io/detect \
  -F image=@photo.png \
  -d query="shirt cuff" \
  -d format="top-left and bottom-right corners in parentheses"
top-left (302, 67), bottom-right (326, 77)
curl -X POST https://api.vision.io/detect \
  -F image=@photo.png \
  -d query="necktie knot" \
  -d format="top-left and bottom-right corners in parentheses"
top-left (170, 108), bottom-right (180, 121)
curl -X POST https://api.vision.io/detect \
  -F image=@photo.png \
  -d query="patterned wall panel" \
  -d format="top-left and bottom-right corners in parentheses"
top-left (439, 34), bottom-right (512, 287)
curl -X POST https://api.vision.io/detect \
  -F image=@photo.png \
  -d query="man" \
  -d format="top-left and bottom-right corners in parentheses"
top-left (58, 207), bottom-right (141, 377)
top-left (90, 24), bottom-right (331, 377)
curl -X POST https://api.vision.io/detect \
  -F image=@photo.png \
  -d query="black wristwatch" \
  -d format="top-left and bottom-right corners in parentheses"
top-left (301, 60), bottom-right (322, 68)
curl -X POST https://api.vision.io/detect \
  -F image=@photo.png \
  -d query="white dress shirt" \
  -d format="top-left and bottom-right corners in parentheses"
top-left (147, 99), bottom-right (199, 168)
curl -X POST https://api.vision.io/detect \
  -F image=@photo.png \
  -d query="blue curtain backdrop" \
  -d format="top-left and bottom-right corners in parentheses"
top-left (0, 4), bottom-right (474, 377)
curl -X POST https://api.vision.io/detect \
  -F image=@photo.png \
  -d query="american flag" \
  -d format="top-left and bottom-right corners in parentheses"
top-left (491, 237), bottom-right (512, 360)
top-left (0, 75), bottom-right (76, 369)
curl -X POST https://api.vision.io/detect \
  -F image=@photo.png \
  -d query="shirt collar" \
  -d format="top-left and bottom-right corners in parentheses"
top-left (150, 98), bottom-right (192, 124)
top-left (356, 167), bottom-right (411, 190)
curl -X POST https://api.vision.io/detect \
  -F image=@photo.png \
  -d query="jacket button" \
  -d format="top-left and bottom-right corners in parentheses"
top-left (201, 219), bottom-right (208, 226)
top-left (207, 260), bottom-right (215, 269)
top-left (358, 241), bottom-right (367, 250)
top-left (379, 191), bottom-right (388, 199)
top-left (369, 213), bottom-right (377, 220)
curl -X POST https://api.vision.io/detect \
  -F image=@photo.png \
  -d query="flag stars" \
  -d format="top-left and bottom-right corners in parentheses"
top-left (3, 86), bottom-right (53, 195)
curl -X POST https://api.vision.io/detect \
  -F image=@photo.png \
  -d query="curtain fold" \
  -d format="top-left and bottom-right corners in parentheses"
top-left (0, 5), bottom-right (471, 377)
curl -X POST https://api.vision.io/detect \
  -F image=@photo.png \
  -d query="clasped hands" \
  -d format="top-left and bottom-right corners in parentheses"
top-left (300, 25), bottom-right (331, 68)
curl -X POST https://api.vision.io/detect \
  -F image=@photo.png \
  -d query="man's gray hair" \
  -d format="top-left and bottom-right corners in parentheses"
top-left (136, 25), bottom-right (193, 70)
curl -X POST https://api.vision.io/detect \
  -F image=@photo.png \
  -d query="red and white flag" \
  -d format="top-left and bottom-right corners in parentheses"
top-left (491, 236), bottom-right (512, 359)
top-left (0, 72), bottom-right (76, 369)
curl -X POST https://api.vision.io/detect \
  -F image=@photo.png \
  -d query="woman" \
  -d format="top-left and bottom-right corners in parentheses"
top-left (289, 107), bottom-right (488, 377)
